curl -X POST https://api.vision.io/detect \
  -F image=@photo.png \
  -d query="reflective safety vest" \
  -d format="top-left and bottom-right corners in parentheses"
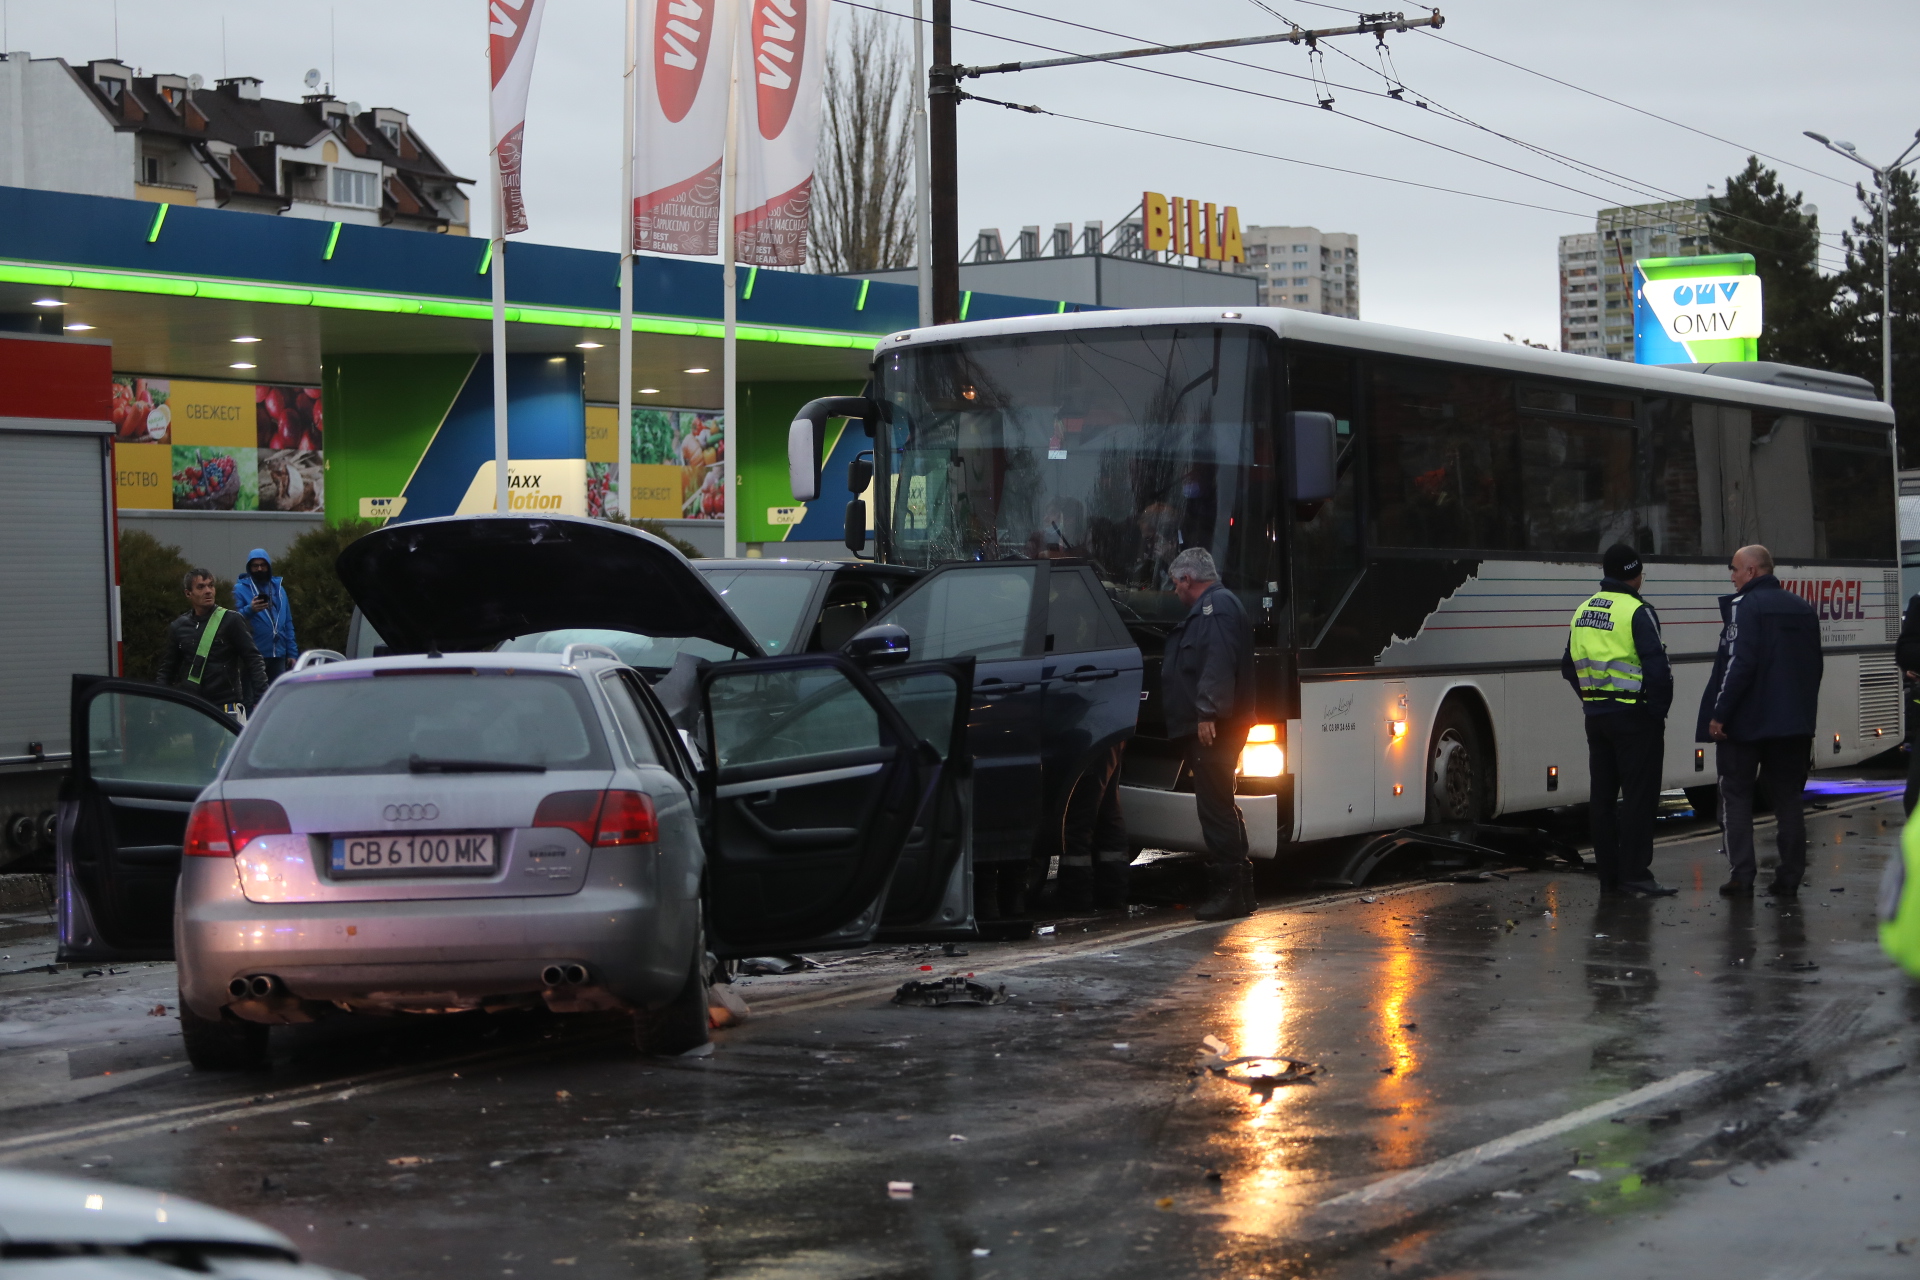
top-left (1882, 821), bottom-right (1920, 980)
top-left (1567, 591), bottom-right (1645, 703)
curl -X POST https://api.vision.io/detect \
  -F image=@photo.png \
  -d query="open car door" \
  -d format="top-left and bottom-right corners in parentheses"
top-left (57, 676), bottom-right (241, 963)
top-left (698, 654), bottom-right (970, 956)
top-left (871, 658), bottom-right (975, 942)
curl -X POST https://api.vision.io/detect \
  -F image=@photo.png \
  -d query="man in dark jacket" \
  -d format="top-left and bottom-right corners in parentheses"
top-left (1698, 544), bottom-right (1823, 897)
top-left (1561, 544), bottom-right (1676, 896)
top-left (156, 568), bottom-right (268, 714)
top-left (1161, 547), bottom-right (1256, 921)
top-left (1897, 593), bottom-right (1920, 815)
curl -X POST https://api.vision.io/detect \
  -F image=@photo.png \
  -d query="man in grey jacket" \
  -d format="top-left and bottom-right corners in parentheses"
top-left (1161, 548), bottom-right (1256, 921)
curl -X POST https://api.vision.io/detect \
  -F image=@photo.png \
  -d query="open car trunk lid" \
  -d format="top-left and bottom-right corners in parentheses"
top-left (336, 515), bottom-right (763, 656)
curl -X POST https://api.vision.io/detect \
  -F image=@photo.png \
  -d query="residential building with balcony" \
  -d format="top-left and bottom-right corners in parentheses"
top-left (1241, 224), bottom-right (1359, 318)
top-left (1560, 199), bottom-right (1710, 359)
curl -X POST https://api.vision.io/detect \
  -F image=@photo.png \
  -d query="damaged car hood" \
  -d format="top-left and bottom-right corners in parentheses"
top-left (336, 515), bottom-right (763, 656)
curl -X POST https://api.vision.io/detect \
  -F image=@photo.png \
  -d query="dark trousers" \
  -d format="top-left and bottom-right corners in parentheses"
top-left (1180, 728), bottom-right (1250, 867)
top-left (264, 654), bottom-right (290, 681)
top-left (1585, 711), bottom-right (1663, 887)
top-left (1717, 736), bottom-right (1811, 886)
top-left (1060, 744), bottom-right (1128, 870)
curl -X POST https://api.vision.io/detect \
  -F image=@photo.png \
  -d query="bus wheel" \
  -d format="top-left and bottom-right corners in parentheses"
top-left (1683, 784), bottom-right (1719, 819)
top-left (1426, 702), bottom-right (1486, 822)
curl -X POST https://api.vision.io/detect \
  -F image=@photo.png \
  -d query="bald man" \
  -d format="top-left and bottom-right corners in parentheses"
top-left (1698, 545), bottom-right (1823, 898)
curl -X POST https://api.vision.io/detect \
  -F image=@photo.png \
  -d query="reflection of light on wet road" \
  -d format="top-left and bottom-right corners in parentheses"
top-left (1216, 939), bottom-right (1305, 1233)
top-left (1372, 940), bottom-right (1427, 1170)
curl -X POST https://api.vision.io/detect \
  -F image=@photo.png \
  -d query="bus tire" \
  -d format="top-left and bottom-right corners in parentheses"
top-left (1683, 784), bottom-right (1719, 820)
top-left (1426, 700), bottom-right (1488, 823)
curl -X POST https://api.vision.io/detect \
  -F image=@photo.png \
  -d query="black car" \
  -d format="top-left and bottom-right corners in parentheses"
top-left (343, 519), bottom-right (1142, 925)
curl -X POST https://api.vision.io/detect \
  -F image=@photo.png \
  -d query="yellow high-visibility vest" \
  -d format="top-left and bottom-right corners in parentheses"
top-left (1883, 822), bottom-right (1920, 980)
top-left (1567, 592), bottom-right (1645, 703)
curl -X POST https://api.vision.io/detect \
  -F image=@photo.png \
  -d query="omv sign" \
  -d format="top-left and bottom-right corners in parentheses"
top-left (1643, 273), bottom-right (1764, 341)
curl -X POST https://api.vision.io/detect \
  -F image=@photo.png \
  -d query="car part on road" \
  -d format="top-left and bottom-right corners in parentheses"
top-left (1325, 822), bottom-right (1583, 887)
top-left (891, 975), bottom-right (1009, 1007)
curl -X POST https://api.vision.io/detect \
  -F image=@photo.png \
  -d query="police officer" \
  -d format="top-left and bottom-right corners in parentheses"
top-left (1161, 547), bottom-right (1256, 922)
top-left (1562, 544), bottom-right (1676, 897)
top-left (1897, 591), bottom-right (1920, 816)
top-left (1884, 823), bottom-right (1920, 979)
top-left (156, 567), bottom-right (268, 716)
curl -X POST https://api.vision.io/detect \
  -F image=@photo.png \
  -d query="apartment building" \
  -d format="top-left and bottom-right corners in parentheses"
top-left (1557, 199), bottom-right (1711, 359)
top-left (0, 52), bottom-right (470, 232)
top-left (1241, 224), bottom-right (1359, 318)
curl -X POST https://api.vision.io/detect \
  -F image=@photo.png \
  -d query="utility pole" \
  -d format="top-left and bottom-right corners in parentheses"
top-left (1806, 127), bottom-right (1920, 407)
top-left (921, 8), bottom-right (1443, 326)
top-left (929, 0), bottom-right (959, 325)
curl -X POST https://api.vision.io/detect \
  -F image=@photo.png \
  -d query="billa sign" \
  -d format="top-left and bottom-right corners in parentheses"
top-left (1143, 191), bottom-right (1245, 263)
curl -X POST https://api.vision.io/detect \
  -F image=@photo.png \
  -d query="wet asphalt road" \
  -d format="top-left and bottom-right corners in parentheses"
top-left (2, 791), bottom-right (1916, 1279)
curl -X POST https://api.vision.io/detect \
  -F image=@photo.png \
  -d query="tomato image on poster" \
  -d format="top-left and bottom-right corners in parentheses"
top-left (111, 375), bottom-right (172, 443)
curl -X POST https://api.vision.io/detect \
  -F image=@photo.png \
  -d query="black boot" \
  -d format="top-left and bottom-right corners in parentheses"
top-left (1194, 862), bottom-right (1255, 921)
top-left (1092, 857), bottom-right (1130, 911)
top-left (1055, 862), bottom-right (1095, 913)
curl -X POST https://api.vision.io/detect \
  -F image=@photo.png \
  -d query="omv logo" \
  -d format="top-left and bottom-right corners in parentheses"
top-left (1673, 281), bottom-right (1741, 305)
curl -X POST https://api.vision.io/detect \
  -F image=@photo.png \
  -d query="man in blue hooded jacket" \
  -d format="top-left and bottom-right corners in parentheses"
top-left (233, 548), bottom-right (299, 680)
top-left (1698, 544), bottom-right (1823, 898)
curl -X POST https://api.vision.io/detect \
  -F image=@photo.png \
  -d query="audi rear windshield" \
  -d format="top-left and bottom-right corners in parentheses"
top-left (229, 671), bottom-right (610, 778)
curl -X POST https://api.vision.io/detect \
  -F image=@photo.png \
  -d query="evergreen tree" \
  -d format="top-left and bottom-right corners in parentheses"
top-left (1835, 165), bottom-right (1920, 464)
top-left (1708, 158), bottom-right (1844, 371)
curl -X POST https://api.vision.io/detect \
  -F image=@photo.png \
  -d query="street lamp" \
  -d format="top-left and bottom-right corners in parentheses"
top-left (1805, 127), bottom-right (1920, 405)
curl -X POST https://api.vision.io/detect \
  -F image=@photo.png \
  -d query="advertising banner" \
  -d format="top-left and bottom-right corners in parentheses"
top-left (735, 0), bottom-right (828, 266)
top-left (585, 404), bottom-right (726, 520)
top-left (633, 0), bottom-right (737, 256)
top-left (489, 0), bottom-right (548, 234)
top-left (1633, 252), bottom-right (1761, 365)
top-left (111, 376), bottom-right (323, 514)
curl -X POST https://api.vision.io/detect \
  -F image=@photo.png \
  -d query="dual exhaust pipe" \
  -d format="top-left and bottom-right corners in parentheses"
top-left (229, 974), bottom-right (280, 999)
top-left (541, 963), bottom-right (589, 987)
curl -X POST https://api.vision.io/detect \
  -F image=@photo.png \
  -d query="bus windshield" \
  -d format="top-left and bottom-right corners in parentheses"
top-left (876, 326), bottom-right (1275, 627)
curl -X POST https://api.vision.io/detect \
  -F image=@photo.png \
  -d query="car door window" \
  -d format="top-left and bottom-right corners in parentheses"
top-left (869, 668), bottom-right (964, 760)
top-left (88, 690), bottom-right (236, 787)
top-left (598, 673), bottom-right (661, 765)
top-left (1046, 569), bottom-right (1110, 655)
top-left (709, 667), bottom-right (883, 768)
top-left (880, 565), bottom-right (1036, 660)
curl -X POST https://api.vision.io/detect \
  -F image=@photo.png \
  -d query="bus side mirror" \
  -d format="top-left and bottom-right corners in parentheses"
top-left (847, 455), bottom-right (873, 493)
top-left (1289, 411), bottom-right (1338, 502)
top-left (788, 396), bottom-right (878, 501)
top-left (844, 500), bottom-right (867, 554)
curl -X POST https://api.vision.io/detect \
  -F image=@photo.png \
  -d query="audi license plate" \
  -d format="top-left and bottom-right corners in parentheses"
top-left (331, 833), bottom-right (498, 877)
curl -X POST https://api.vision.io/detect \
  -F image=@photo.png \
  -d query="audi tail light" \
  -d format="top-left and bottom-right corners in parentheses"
top-left (184, 798), bottom-right (291, 857)
top-left (534, 790), bottom-right (657, 848)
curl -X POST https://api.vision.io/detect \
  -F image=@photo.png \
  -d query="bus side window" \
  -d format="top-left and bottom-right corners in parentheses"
top-left (1290, 352), bottom-right (1364, 650)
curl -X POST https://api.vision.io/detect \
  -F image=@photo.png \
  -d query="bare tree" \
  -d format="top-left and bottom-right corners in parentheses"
top-left (810, 8), bottom-right (915, 274)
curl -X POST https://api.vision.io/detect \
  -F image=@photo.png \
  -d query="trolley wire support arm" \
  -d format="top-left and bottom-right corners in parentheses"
top-left (952, 9), bottom-right (1443, 79)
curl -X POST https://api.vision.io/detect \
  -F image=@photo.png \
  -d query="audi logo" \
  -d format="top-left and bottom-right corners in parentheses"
top-left (382, 803), bottom-right (440, 822)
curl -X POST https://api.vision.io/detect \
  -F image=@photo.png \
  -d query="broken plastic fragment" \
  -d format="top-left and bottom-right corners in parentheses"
top-left (949, 1134), bottom-right (968, 1142)
top-left (971, 1248), bottom-right (991, 1257)
top-left (1492, 1190), bottom-right (1523, 1200)
top-left (887, 1181), bottom-right (914, 1199)
top-left (1567, 1168), bottom-right (1602, 1183)
top-left (1036, 925), bottom-right (1056, 936)
top-left (1112, 1043), bottom-right (1130, 1051)
top-left (387, 1156), bottom-right (429, 1167)
top-left (1202, 1035), bottom-right (1230, 1056)
top-left (892, 976), bottom-right (1009, 1008)
top-left (1155, 1196), bottom-right (1174, 1209)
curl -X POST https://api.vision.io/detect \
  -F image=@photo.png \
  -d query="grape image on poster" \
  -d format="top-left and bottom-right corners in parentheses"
top-left (258, 449), bottom-right (323, 512)
top-left (173, 446), bottom-right (258, 511)
top-left (111, 375), bottom-right (172, 443)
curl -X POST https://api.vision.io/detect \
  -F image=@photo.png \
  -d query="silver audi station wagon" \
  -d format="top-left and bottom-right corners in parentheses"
top-left (57, 519), bottom-right (974, 1069)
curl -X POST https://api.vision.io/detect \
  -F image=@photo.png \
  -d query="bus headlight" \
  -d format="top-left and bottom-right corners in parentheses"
top-left (1239, 723), bottom-right (1284, 777)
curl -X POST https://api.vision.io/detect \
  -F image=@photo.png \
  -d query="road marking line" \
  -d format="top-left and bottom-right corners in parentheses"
top-left (1317, 1068), bottom-right (1718, 1208)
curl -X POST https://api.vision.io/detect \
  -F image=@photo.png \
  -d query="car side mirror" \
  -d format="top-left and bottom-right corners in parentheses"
top-left (844, 500), bottom-right (867, 554)
top-left (788, 396), bottom-right (878, 501)
top-left (1288, 411), bottom-right (1338, 502)
top-left (845, 623), bottom-right (910, 666)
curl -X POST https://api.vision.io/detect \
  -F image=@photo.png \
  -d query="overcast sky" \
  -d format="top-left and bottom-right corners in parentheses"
top-left (7, 0), bottom-right (1915, 343)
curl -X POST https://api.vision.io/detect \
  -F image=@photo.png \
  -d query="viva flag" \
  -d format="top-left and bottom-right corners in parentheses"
top-left (735, 0), bottom-right (828, 266)
top-left (633, 0), bottom-right (737, 256)
top-left (488, 0), bottom-right (546, 234)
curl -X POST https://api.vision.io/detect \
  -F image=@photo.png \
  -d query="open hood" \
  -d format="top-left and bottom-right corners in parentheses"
top-left (336, 515), bottom-right (762, 656)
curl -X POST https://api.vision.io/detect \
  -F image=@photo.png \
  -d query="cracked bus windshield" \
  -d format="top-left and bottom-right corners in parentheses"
top-left (878, 326), bottom-right (1275, 628)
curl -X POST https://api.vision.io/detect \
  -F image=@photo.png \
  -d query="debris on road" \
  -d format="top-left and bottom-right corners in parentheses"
top-left (709, 983), bottom-right (750, 1027)
top-left (1567, 1169), bottom-right (1602, 1183)
top-left (1036, 926), bottom-right (1056, 936)
top-left (887, 1181), bottom-right (914, 1200)
top-left (736, 956), bottom-right (810, 975)
top-left (146, 1004), bottom-right (166, 1016)
top-left (948, 1134), bottom-right (967, 1142)
top-left (971, 1247), bottom-right (992, 1257)
top-left (1492, 1190), bottom-right (1523, 1200)
top-left (891, 976), bottom-right (1009, 1007)
top-left (387, 1156), bottom-right (430, 1167)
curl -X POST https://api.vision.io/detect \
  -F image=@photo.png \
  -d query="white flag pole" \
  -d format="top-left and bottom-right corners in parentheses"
top-left (617, 0), bottom-right (636, 520)
top-left (721, 4), bottom-right (740, 559)
top-left (490, 108), bottom-right (510, 514)
top-left (913, 0), bottom-right (932, 329)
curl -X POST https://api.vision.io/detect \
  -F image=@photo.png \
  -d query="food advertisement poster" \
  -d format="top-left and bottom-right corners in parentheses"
top-left (110, 376), bottom-right (323, 513)
top-left (582, 405), bottom-right (725, 521)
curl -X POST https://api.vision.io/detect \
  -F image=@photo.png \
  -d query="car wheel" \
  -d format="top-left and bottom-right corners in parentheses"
top-left (1683, 784), bottom-right (1718, 819)
top-left (1425, 701), bottom-right (1487, 823)
top-left (179, 993), bottom-right (269, 1071)
top-left (633, 920), bottom-right (711, 1057)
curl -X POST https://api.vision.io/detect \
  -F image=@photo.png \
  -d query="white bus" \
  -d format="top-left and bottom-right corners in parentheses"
top-left (830, 307), bottom-right (1899, 857)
